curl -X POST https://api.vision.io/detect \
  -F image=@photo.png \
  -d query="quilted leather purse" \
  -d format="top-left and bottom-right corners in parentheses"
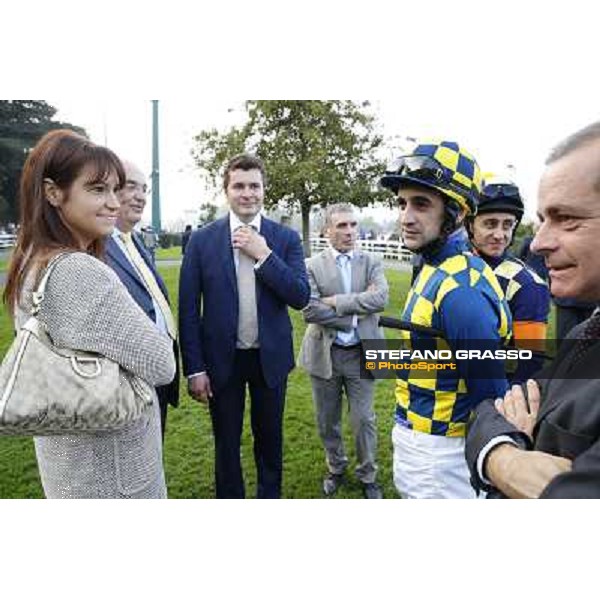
top-left (0, 253), bottom-right (154, 435)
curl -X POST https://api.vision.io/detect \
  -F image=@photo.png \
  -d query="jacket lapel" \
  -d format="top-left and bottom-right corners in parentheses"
top-left (324, 248), bottom-right (345, 294)
top-left (220, 216), bottom-right (237, 293)
top-left (536, 340), bottom-right (600, 423)
top-left (131, 232), bottom-right (169, 299)
top-left (351, 251), bottom-right (365, 293)
top-left (106, 236), bottom-right (146, 290)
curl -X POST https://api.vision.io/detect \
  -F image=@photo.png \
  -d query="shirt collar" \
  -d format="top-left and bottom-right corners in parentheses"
top-left (330, 245), bottom-right (354, 261)
top-left (112, 226), bottom-right (128, 241)
top-left (229, 211), bottom-right (262, 233)
top-left (425, 229), bottom-right (469, 265)
top-left (113, 226), bottom-right (140, 241)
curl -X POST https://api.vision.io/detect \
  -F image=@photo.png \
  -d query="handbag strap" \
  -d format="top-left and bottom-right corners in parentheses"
top-left (31, 252), bottom-right (74, 316)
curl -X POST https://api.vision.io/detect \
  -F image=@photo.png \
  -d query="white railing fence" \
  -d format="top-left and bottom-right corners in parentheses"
top-left (0, 233), bottom-right (16, 249)
top-left (309, 237), bottom-right (413, 264)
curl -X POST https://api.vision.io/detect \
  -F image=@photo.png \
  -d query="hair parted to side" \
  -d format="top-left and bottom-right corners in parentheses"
top-left (223, 154), bottom-right (267, 190)
top-left (324, 202), bottom-right (357, 226)
top-left (3, 129), bottom-right (125, 312)
top-left (546, 121), bottom-right (600, 164)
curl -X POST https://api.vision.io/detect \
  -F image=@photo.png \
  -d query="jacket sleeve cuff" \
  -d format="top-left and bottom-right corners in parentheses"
top-left (477, 435), bottom-right (519, 485)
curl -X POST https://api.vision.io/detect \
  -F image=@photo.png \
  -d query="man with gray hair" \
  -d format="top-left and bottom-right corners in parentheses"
top-left (105, 160), bottom-right (179, 439)
top-left (466, 121), bottom-right (600, 498)
top-left (299, 203), bottom-right (389, 498)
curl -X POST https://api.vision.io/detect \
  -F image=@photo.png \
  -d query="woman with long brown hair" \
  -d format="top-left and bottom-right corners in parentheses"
top-left (4, 129), bottom-right (175, 498)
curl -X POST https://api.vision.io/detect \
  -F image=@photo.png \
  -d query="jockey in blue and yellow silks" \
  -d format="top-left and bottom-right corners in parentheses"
top-left (380, 140), bottom-right (511, 499)
top-left (466, 180), bottom-right (551, 384)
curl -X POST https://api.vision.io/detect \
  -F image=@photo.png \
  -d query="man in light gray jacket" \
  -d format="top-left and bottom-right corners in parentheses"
top-left (299, 203), bottom-right (389, 498)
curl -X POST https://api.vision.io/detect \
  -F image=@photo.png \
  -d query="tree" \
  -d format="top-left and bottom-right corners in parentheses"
top-left (191, 101), bottom-right (388, 254)
top-left (198, 202), bottom-right (218, 226)
top-left (0, 101), bottom-right (86, 223)
top-left (513, 219), bottom-right (535, 255)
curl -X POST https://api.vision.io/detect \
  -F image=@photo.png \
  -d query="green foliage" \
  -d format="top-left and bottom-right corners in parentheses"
top-left (0, 101), bottom-right (86, 224)
top-left (512, 220), bottom-right (535, 255)
top-left (191, 101), bottom-right (387, 250)
top-left (158, 232), bottom-right (181, 249)
top-left (198, 202), bottom-right (217, 226)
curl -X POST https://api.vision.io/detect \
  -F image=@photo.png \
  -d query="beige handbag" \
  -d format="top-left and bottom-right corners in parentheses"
top-left (0, 254), bottom-right (154, 435)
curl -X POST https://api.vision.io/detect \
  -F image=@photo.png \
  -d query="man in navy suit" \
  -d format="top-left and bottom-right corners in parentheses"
top-left (105, 160), bottom-right (179, 439)
top-left (178, 154), bottom-right (310, 498)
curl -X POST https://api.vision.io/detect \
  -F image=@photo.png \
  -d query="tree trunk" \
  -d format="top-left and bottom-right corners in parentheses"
top-left (301, 203), bottom-right (311, 257)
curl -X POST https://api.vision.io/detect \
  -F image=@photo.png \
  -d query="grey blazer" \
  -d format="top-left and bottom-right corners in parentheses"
top-left (298, 248), bottom-right (388, 379)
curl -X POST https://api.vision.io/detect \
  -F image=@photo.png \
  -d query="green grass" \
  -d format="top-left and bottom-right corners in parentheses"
top-left (160, 267), bottom-right (411, 499)
top-left (155, 247), bottom-right (183, 261)
top-left (0, 267), bottom-right (410, 499)
top-left (0, 266), bottom-right (555, 499)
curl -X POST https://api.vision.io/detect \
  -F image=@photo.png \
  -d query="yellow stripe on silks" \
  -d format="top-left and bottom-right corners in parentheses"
top-left (395, 378), bottom-right (410, 409)
top-left (411, 295), bottom-right (434, 328)
top-left (469, 268), bottom-right (481, 287)
top-left (413, 264), bottom-right (435, 295)
top-left (454, 171), bottom-right (471, 188)
top-left (434, 146), bottom-right (459, 171)
top-left (495, 260), bottom-right (522, 280)
top-left (407, 411), bottom-right (433, 434)
top-left (482, 266), bottom-right (505, 299)
top-left (531, 270), bottom-right (547, 286)
top-left (440, 255), bottom-right (467, 275)
top-left (446, 422), bottom-right (467, 437)
top-left (399, 329), bottom-right (411, 343)
top-left (506, 278), bottom-right (522, 302)
top-left (457, 378), bottom-right (467, 394)
top-left (404, 288), bottom-right (415, 309)
top-left (409, 372), bottom-right (437, 391)
top-left (437, 338), bottom-right (451, 352)
top-left (499, 307), bottom-right (510, 338)
top-left (432, 390), bottom-right (457, 422)
top-left (434, 276), bottom-right (459, 310)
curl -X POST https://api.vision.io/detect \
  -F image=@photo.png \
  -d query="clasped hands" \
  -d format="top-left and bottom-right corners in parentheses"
top-left (486, 380), bottom-right (572, 498)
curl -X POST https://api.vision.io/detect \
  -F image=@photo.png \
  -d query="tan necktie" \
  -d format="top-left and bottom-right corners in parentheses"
top-left (120, 232), bottom-right (177, 339)
top-left (235, 226), bottom-right (259, 348)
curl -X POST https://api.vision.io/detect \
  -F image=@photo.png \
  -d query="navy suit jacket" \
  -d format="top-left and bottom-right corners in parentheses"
top-left (105, 233), bottom-right (180, 407)
top-left (178, 215), bottom-right (310, 391)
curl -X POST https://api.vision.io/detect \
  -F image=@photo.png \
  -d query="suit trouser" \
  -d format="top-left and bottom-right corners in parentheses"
top-left (209, 349), bottom-right (286, 499)
top-left (311, 345), bottom-right (378, 484)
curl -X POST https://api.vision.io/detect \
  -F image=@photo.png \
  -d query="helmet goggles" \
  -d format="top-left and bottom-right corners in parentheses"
top-left (381, 154), bottom-right (477, 214)
top-left (481, 183), bottom-right (520, 200)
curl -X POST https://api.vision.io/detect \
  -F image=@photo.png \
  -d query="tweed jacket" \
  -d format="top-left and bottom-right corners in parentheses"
top-left (16, 253), bottom-right (175, 499)
top-left (298, 248), bottom-right (388, 380)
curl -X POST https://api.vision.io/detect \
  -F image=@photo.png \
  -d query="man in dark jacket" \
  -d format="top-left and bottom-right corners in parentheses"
top-left (105, 160), bottom-right (179, 439)
top-left (466, 122), bottom-right (600, 498)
